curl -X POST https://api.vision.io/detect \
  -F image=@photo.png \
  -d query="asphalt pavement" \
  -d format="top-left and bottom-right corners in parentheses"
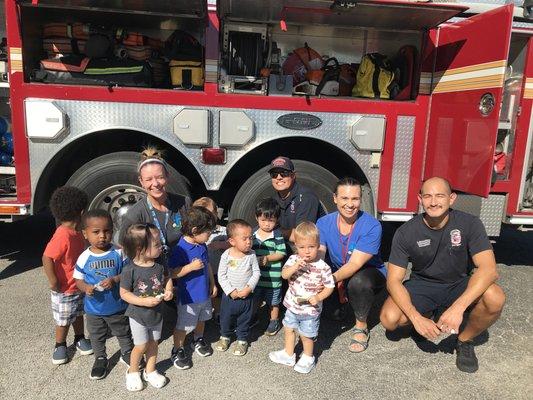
top-left (0, 214), bottom-right (531, 400)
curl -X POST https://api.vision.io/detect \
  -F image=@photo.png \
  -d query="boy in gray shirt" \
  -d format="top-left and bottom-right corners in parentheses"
top-left (215, 219), bottom-right (260, 356)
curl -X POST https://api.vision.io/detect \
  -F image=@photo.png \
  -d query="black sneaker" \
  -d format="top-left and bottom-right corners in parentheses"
top-left (191, 337), bottom-right (213, 357)
top-left (171, 347), bottom-right (192, 370)
top-left (455, 340), bottom-right (478, 373)
top-left (264, 319), bottom-right (281, 336)
top-left (90, 357), bottom-right (108, 380)
top-left (120, 351), bottom-right (146, 370)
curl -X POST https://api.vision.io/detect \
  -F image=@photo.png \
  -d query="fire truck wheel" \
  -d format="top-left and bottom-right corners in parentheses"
top-left (229, 160), bottom-right (373, 224)
top-left (66, 151), bottom-right (190, 221)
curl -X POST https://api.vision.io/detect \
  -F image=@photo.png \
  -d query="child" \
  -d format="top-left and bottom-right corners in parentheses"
top-left (168, 206), bottom-right (217, 370)
top-left (252, 198), bottom-right (286, 335)
top-left (120, 223), bottom-right (173, 391)
top-left (73, 209), bottom-right (133, 380)
top-left (215, 219), bottom-right (260, 356)
top-left (42, 186), bottom-right (93, 365)
top-left (269, 222), bottom-right (335, 374)
top-left (192, 197), bottom-right (229, 321)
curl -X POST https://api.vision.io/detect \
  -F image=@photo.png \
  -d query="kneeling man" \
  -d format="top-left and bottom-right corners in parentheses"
top-left (380, 177), bottom-right (505, 373)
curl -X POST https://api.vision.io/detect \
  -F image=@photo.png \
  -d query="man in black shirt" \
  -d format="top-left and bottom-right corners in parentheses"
top-left (380, 177), bottom-right (505, 373)
top-left (268, 156), bottom-right (322, 243)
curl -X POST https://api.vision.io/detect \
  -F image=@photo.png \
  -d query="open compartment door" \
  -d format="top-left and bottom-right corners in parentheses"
top-left (424, 5), bottom-right (513, 197)
top-left (218, 0), bottom-right (466, 30)
top-left (19, 1), bottom-right (207, 18)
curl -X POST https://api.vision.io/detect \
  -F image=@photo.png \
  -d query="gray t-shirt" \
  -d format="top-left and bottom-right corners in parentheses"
top-left (120, 261), bottom-right (165, 326)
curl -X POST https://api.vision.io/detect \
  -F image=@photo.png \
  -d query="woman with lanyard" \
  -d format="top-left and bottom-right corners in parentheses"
top-left (316, 177), bottom-right (386, 353)
top-left (119, 147), bottom-right (191, 266)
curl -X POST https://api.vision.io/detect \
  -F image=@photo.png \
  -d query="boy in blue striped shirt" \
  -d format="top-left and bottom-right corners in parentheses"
top-left (252, 198), bottom-right (287, 336)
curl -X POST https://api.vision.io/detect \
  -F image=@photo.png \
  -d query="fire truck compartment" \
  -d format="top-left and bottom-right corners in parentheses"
top-left (217, 0), bottom-right (467, 100)
top-left (19, 1), bottom-right (207, 90)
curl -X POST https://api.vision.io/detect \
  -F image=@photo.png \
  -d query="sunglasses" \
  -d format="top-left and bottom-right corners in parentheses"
top-left (269, 170), bottom-right (292, 178)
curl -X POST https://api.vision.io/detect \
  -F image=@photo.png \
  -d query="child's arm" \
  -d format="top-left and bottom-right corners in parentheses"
top-left (260, 252), bottom-right (285, 266)
top-left (120, 287), bottom-right (162, 307)
top-left (218, 252), bottom-right (239, 299)
top-left (208, 263), bottom-right (217, 298)
top-left (170, 258), bottom-right (204, 279)
top-left (308, 286), bottom-right (334, 306)
top-left (281, 256), bottom-right (306, 280)
top-left (163, 275), bottom-right (174, 301)
top-left (42, 255), bottom-right (60, 292)
top-left (239, 254), bottom-right (261, 298)
top-left (75, 278), bottom-right (95, 296)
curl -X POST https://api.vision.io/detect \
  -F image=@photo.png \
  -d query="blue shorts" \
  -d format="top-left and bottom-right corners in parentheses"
top-left (254, 286), bottom-right (282, 306)
top-left (404, 276), bottom-right (470, 316)
top-left (282, 309), bottom-right (320, 338)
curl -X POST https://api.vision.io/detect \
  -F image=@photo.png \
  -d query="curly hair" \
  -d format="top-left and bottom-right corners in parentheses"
top-left (49, 186), bottom-right (88, 223)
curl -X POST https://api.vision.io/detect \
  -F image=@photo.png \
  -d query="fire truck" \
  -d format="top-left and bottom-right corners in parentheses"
top-left (0, 0), bottom-right (532, 236)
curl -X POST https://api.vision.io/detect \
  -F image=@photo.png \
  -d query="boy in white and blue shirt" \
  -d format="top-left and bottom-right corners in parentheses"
top-left (74, 210), bottom-right (133, 380)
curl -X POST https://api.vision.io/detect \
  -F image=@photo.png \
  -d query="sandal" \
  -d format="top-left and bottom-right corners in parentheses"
top-left (349, 327), bottom-right (369, 353)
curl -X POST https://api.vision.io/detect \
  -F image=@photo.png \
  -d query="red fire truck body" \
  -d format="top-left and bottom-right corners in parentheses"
top-left (0, 0), bottom-right (532, 236)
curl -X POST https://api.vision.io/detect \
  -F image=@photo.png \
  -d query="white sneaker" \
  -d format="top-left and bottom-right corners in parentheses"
top-left (268, 349), bottom-right (296, 366)
top-left (294, 354), bottom-right (315, 374)
top-left (142, 370), bottom-right (167, 389)
top-left (126, 369), bottom-right (143, 392)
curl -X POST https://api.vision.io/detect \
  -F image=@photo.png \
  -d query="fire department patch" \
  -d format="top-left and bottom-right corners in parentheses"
top-left (450, 229), bottom-right (462, 246)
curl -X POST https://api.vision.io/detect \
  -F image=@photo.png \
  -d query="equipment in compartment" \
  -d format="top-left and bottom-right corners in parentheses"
top-left (220, 22), bottom-right (268, 95)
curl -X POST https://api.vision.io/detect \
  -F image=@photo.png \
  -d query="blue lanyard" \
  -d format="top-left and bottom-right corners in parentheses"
top-left (146, 198), bottom-right (169, 247)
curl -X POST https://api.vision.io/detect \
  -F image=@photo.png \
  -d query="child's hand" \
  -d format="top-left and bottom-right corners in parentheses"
top-left (85, 285), bottom-right (95, 296)
top-left (189, 258), bottom-right (204, 271)
top-left (99, 278), bottom-right (114, 290)
top-left (163, 290), bottom-right (173, 301)
top-left (239, 286), bottom-right (251, 299)
top-left (308, 295), bottom-right (319, 306)
top-left (259, 256), bottom-right (268, 267)
top-left (210, 284), bottom-right (218, 298)
top-left (230, 290), bottom-right (239, 300)
top-left (295, 258), bottom-right (307, 270)
top-left (144, 296), bottom-right (162, 307)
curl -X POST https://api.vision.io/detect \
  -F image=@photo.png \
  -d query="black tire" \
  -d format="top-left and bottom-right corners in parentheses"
top-left (66, 151), bottom-right (190, 219)
top-left (229, 160), bottom-right (374, 225)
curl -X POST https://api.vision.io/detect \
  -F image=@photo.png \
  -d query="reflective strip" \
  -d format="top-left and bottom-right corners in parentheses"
top-left (9, 47), bottom-right (22, 72)
top-left (523, 78), bottom-right (533, 99)
top-left (419, 60), bottom-right (506, 94)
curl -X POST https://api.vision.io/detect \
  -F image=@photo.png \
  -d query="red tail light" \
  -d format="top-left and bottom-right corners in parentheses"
top-left (202, 148), bottom-right (226, 164)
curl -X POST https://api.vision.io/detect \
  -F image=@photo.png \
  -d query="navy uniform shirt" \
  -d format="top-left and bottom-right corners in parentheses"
top-left (275, 181), bottom-right (323, 230)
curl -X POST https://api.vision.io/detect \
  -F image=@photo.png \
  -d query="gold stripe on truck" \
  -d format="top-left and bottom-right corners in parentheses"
top-left (9, 47), bottom-right (23, 72)
top-left (523, 78), bottom-right (533, 99)
top-left (419, 59), bottom-right (506, 94)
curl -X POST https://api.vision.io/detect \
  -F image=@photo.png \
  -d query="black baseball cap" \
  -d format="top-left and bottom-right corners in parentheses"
top-left (268, 156), bottom-right (294, 172)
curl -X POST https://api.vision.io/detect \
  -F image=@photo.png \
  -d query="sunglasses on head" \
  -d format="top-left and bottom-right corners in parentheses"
top-left (269, 170), bottom-right (292, 178)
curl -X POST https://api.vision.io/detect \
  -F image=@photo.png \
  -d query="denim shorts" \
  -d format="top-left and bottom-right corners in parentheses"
top-left (176, 299), bottom-right (212, 333)
top-left (282, 309), bottom-right (320, 338)
top-left (253, 286), bottom-right (282, 306)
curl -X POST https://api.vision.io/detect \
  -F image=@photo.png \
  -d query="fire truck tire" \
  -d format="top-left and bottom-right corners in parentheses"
top-left (66, 151), bottom-right (190, 217)
top-left (229, 160), bottom-right (373, 224)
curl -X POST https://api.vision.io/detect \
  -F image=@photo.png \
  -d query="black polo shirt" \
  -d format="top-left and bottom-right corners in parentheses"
top-left (275, 181), bottom-right (322, 230)
top-left (388, 209), bottom-right (492, 284)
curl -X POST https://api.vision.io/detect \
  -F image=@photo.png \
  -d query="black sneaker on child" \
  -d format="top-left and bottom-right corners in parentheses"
top-left (455, 340), bottom-right (478, 373)
top-left (171, 347), bottom-right (192, 370)
top-left (191, 337), bottom-right (213, 357)
top-left (90, 356), bottom-right (109, 380)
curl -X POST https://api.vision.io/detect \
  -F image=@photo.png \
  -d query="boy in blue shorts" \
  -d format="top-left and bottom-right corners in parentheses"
top-left (74, 209), bottom-right (134, 380)
top-left (252, 198), bottom-right (286, 335)
top-left (169, 206), bottom-right (217, 370)
top-left (42, 186), bottom-right (93, 365)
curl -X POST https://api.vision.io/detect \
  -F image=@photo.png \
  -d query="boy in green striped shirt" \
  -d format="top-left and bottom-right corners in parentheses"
top-left (252, 198), bottom-right (287, 336)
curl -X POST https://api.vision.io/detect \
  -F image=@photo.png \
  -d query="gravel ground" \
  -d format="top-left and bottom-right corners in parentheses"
top-left (0, 214), bottom-right (531, 400)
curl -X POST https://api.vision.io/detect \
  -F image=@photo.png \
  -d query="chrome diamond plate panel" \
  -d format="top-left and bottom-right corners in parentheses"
top-left (389, 116), bottom-right (415, 209)
top-left (27, 100), bottom-right (382, 203)
top-left (453, 194), bottom-right (506, 236)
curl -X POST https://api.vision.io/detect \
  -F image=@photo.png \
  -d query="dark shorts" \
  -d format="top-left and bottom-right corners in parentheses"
top-left (404, 276), bottom-right (470, 315)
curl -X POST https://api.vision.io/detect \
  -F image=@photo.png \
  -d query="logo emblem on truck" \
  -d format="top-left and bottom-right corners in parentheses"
top-left (276, 113), bottom-right (322, 131)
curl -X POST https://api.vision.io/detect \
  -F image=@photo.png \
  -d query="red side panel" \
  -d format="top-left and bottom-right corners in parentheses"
top-left (424, 5), bottom-right (513, 196)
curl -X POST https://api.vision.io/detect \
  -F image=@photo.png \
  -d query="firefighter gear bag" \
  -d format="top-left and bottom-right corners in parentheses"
top-left (169, 60), bottom-right (204, 89)
top-left (353, 53), bottom-right (398, 99)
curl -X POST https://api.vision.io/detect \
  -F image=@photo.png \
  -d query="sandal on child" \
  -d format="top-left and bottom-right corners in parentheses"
top-left (349, 327), bottom-right (369, 353)
top-left (126, 369), bottom-right (144, 392)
